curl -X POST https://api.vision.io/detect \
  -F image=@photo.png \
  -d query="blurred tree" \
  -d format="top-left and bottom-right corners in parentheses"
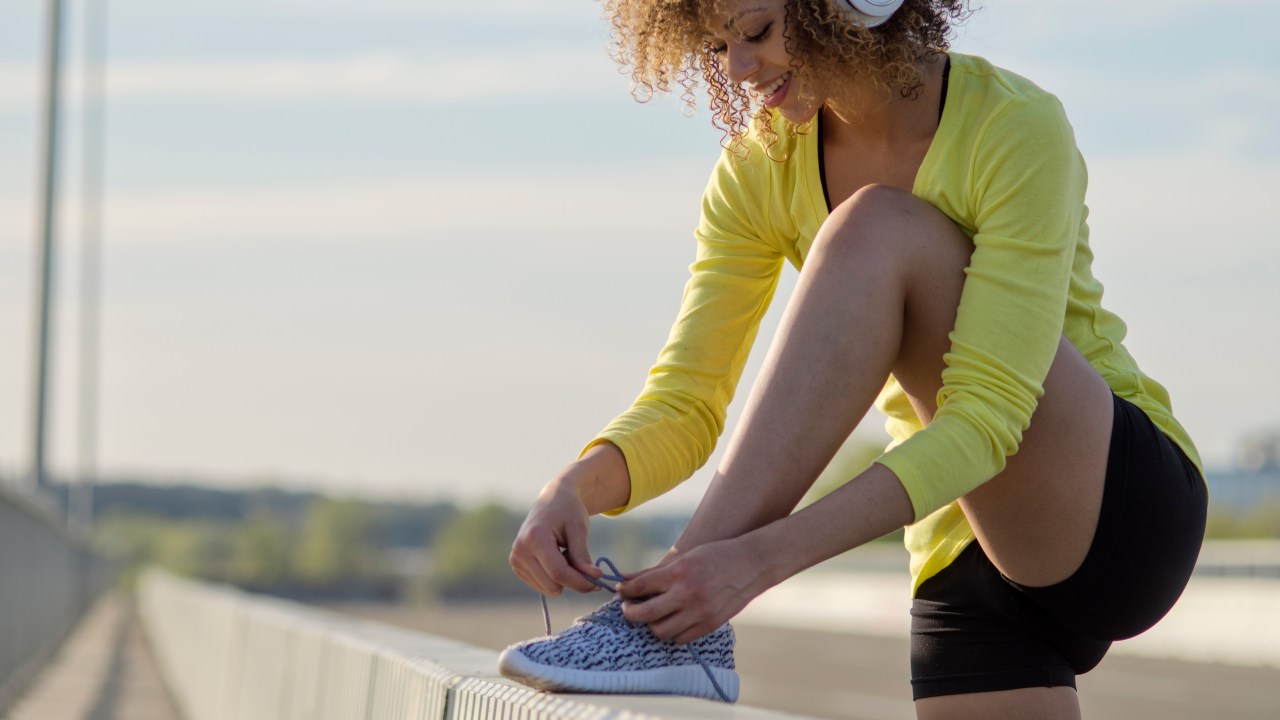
top-left (94, 512), bottom-right (167, 588)
top-left (293, 498), bottom-right (379, 588)
top-left (431, 502), bottom-right (526, 599)
top-left (589, 517), bottom-right (656, 571)
top-left (91, 490), bottom-right (462, 599)
top-left (229, 511), bottom-right (294, 588)
top-left (370, 501), bottom-right (459, 548)
top-left (1207, 502), bottom-right (1280, 539)
top-left (94, 512), bottom-right (232, 587)
top-left (157, 520), bottom-right (233, 580)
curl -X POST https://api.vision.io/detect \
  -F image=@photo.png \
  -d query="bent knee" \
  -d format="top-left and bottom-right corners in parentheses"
top-left (811, 184), bottom-right (970, 267)
top-left (824, 183), bottom-right (917, 234)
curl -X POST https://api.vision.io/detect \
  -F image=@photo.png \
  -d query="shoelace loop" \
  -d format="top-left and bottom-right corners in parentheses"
top-left (540, 556), bottom-right (625, 634)
top-left (537, 555), bottom-right (732, 703)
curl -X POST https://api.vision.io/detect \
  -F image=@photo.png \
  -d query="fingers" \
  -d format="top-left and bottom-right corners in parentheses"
top-left (519, 537), bottom-right (599, 595)
top-left (618, 555), bottom-right (738, 643)
top-left (551, 517), bottom-right (601, 592)
top-left (509, 535), bottom-right (563, 595)
top-left (619, 565), bottom-right (702, 642)
top-left (621, 593), bottom-right (719, 644)
top-left (617, 550), bottom-right (694, 602)
top-left (510, 519), bottom-right (600, 595)
top-left (550, 552), bottom-right (600, 594)
top-left (563, 528), bottom-right (602, 581)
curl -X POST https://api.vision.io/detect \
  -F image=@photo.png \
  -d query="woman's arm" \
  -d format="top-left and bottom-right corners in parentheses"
top-left (509, 442), bottom-right (631, 595)
top-left (589, 154), bottom-right (787, 515)
top-left (510, 147), bottom-right (785, 595)
top-left (618, 462), bottom-right (913, 643)
top-left (878, 92), bottom-right (1090, 520)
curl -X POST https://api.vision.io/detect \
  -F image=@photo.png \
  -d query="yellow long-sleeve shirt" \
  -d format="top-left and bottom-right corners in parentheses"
top-left (586, 53), bottom-right (1202, 593)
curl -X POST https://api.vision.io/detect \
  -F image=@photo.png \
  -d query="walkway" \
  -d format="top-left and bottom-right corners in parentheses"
top-left (4, 592), bottom-right (179, 720)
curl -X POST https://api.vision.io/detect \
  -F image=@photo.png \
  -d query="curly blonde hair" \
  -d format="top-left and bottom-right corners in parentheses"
top-left (603, 0), bottom-right (973, 156)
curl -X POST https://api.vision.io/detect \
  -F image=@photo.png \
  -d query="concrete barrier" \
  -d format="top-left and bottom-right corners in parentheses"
top-left (0, 484), bottom-right (112, 713)
top-left (138, 571), bottom-right (806, 720)
top-left (736, 557), bottom-right (1280, 670)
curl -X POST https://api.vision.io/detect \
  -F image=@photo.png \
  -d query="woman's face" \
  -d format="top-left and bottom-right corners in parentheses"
top-left (705, 0), bottom-right (823, 124)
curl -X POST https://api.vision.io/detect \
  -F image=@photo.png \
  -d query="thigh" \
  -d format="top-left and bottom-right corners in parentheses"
top-left (954, 335), bottom-right (1115, 587)
top-left (915, 686), bottom-right (1081, 720)
top-left (880, 228), bottom-right (1114, 586)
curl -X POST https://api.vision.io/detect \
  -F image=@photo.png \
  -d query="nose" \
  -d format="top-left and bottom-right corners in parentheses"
top-left (724, 43), bottom-right (759, 85)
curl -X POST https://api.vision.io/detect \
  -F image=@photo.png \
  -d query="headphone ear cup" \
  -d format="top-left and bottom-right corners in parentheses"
top-left (837, 0), bottom-right (905, 28)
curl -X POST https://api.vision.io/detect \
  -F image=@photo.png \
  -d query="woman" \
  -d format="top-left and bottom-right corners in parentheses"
top-left (502, 1), bottom-right (1207, 717)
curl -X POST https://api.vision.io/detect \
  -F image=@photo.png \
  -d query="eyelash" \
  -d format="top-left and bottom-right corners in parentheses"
top-left (711, 22), bottom-right (773, 55)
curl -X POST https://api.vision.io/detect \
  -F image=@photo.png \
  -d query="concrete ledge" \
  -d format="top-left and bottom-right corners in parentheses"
top-left (737, 567), bottom-right (1280, 670)
top-left (137, 570), bottom-right (806, 719)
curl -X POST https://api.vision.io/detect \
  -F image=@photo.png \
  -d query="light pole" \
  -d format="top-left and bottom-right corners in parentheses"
top-left (75, 0), bottom-right (108, 537)
top-left (30, 0), bottom-right (66, 497)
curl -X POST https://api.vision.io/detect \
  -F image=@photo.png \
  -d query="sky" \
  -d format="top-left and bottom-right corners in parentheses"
top-left (0, 0), bottom-right (1276, 512)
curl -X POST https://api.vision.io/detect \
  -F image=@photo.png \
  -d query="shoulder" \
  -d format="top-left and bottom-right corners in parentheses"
top-left (950, 53), bottom-right (1058, 104)
top-left (932, 54), bottom-right (1082, 189)
top-left (950, 53), bottom-right (1074, 139)
top-left (704, 109), bottom-right (810, 211)
top-left (699, 110), bottom-right (815, 250)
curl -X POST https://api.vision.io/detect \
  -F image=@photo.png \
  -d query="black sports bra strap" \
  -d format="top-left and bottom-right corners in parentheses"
top-left (939, 55), bottom-right (952, 122)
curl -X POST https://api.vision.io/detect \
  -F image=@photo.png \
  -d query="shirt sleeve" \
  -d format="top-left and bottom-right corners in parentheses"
top-left (584, 150), bottom-right (785, 514)
top-left (876, 93), bottom-right (1090, 521)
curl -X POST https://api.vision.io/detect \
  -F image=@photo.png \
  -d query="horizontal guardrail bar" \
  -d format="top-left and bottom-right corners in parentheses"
top-left (137, 570), bottom-right (806, 720)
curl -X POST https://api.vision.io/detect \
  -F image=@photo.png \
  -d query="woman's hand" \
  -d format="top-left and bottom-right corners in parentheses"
top-left (616, 536), bottom-right (772, 644)
top-left (614, 465), bottom-right (914, 644)
top-left (509, 443), bottom-right (631, 595)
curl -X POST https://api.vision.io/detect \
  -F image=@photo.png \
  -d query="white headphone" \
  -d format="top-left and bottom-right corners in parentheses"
top-left (835, 0), bottom-right (905, 28)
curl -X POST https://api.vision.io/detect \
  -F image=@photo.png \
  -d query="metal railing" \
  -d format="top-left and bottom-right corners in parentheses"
top-left (0, 484), bottom-right (113, 712)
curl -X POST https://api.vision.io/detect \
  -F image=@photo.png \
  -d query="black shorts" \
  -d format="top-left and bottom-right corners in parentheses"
top-left (909, 394), bottom-right (1207, 700)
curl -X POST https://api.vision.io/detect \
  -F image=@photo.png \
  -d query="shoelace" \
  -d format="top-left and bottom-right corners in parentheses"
top-left (538, 556), bottom-right (732, 703)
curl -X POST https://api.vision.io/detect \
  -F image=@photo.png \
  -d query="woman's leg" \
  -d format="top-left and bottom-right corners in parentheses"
top-left (916, 687), bottom-right (1081, 720)
top-left (685, 183), bottom-right (1112, 585)
top-left (677, 184), bottom-right (1112, 716)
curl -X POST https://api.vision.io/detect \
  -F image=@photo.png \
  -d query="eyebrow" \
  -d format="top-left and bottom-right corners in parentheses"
top-left (725, 6), bottom-right (768, 31)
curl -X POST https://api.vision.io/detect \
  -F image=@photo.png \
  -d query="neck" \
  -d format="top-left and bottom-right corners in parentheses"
top-left (820, 55), bottom-right (945, 148)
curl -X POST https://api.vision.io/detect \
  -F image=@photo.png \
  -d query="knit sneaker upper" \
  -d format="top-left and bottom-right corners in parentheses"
top-left (506, 597), bottom-right (736, 673)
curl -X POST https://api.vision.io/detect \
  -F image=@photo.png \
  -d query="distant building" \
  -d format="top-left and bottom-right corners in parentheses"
top-left (1238, 432), bottom-right (1280, 473)
top-left (1206, 468), bottom-right (1280, 511)
top-left (1203, 432), bottom-right (1280, 512)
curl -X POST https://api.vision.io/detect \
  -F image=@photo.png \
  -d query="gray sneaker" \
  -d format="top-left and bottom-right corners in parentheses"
top-left (498, 596), bottom-right (739, 702)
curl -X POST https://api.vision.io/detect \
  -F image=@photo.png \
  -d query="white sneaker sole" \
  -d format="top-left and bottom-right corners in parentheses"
top-left (497, 647), bottom-right (740, 702)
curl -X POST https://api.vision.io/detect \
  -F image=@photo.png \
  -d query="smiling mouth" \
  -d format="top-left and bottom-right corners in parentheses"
top-left (753, 72), bottom-right (791, 105)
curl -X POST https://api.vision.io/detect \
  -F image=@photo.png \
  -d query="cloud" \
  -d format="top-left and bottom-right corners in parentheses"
top-left (0, 51), bottom-right (626, 109)
top-left (129, 0), bottom-right (597, 21)
top-left (1088, 148), bottom-right (1280, 276)
top-left (968, 0), bottom-right (1276, 39)
top-left (0, 166), bottom-right (708, 253)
